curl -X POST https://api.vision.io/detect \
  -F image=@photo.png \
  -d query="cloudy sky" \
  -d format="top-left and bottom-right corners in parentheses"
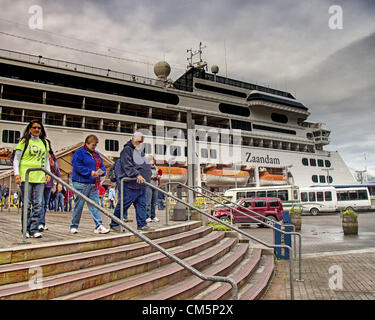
top-left (0, 0), bottom-right (374, 176)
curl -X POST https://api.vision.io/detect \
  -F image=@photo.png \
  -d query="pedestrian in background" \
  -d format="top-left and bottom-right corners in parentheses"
top-left (146, 155), bottom-right (160, 223)
top-left (70, 134), bottom-right (109, 234)
top-left (99, 184), bottom-right (106, 207)
top-left (13, 119), bottom-right (50, 238)
top-left (55, 183), bottom-right (65, 212)
top-left (108, 185), bottom-right (116, 209)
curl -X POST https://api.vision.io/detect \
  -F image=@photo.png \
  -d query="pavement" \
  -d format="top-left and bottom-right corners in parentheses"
top-left (259, 211), bottom-right (375, 300)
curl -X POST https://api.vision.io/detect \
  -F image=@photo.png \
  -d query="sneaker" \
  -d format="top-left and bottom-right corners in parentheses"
top-left (70, 228), bottom-right (78, 234)
top-left (137, 225), bottom-right (155, 232)
top-left (110, 225), bottom-right (122, 232)
top-left (31, 232), bottom-right (43, 238)
top-left (38, 224), bottom-right (44, 232)
top-left (146, 218), bottom-right (152, 223)
top-left (94, 225), bottom-right (110, 234)
top-left (152, 217), bottom-right (160, 222)
top-left (123, 218), bottom-right (133, 223)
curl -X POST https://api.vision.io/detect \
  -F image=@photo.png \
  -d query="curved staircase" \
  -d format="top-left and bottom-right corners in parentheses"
top-left (0, 221), bottom-right (274, 300)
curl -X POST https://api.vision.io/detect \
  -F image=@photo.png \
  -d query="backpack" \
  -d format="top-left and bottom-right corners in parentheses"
top-left (108, 159), bottom-right (118, 183)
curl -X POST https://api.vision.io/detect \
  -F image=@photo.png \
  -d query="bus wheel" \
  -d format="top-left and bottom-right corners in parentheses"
top-left (219, 215), bottom-right (230, 222)
top-left (310, 208), bottom-right (319, 216)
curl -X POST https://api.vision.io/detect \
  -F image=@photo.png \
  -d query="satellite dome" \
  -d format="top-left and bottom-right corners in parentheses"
top-left (211, 65), bottom-right (219, 74)
top-left (154, 61), bottom-right (171, 79)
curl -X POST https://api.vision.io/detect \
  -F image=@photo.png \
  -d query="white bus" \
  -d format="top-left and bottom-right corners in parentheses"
top-left (301, 186), bottom-right (371, 215)
top-left (223, 185), bottom-right (300, 210)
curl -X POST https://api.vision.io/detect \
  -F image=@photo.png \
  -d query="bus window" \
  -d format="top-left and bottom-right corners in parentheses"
top-left (349, 191), bottom-right (358, 200)
top-left (254, 200), bottom-right (266, 208)
top-left (301, 192), bottom-right (308, 202)
top-left (309, 192), bottom-right (316, 202)
top-left (237, 192), bottom-right (246, 200)
top-left (256, 191), bottom-right (266, 197)
top-left (337, 192), bottom-right (348, 201)
top-left (358, 190), bottom-right (368, 200)
top-left (324, 191), bottom-right (332, 201)
top-left (317, 192), bottom-right (324, 202)
top-left (278, 190), bottom-right (288, 201)
top-left (267, 190), bottom-right (277, 198)
top-left (246, 192), bottom-right (256, 198)
top-left (293, 190), bottom-right (298, 200)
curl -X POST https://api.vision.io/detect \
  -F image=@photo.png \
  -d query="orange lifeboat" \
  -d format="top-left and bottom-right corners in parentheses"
top-left (158, 166), bottom-right (188, 186)
top-left (259, 171), bottom-right (287, 186)
top-left (203, 168), bottom-right (250, 187)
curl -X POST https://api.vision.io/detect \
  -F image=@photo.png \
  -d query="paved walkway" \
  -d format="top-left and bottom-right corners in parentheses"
top-left (264, 248), bottom-right (375, 300)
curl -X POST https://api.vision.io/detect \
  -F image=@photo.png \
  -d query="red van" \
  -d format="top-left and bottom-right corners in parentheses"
top-left (212, 197), bottom-right (283, 226)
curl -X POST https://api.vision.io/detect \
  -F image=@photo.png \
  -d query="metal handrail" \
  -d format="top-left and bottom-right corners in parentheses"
top-left (20, 168), bottom-right (238, 300)
top-left (167, 182), bottom-right (303, 282)
top-left (134, 179), bottom-right (295, 300)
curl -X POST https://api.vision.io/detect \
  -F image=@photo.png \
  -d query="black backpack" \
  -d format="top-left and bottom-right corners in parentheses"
top-left (108, 161), bottom-right (117, 183)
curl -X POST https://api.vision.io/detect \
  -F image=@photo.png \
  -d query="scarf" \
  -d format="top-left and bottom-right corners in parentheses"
top-left (84, 145), bottom-right (101, 190)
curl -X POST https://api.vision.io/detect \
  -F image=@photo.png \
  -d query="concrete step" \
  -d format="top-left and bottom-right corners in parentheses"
top-left (0, 221), bottom-right (202, 265)
top-left (143, 243), bottom-right (251, 300)
top-left (193, 248), bottom-right (262, 300)
top-left (238, 254), bottom-right (275, 300)
top-left (56, 236), bottom-right (238, 300)
top-left (0, 231), bottom-right (227, 300)
top-left (0, 225), bottom-right (212, 286)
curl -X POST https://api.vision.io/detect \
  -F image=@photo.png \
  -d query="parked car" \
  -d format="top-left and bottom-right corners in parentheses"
top-left (211, 197), bottom-right (283, 227)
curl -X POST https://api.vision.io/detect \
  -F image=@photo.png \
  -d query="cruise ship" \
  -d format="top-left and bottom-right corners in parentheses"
top-left (0, 46), bottom-right (356, 190)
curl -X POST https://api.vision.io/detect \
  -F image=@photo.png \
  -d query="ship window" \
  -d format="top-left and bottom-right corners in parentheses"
top-left (219, 103), bottom-right (250, 117)
top-left (170, 145), bottom-right (181, 157)
top-left (103, 120), bottom-right (118, 132)
top-left (301, 192), bottom-right (308, 202)
top-left (85, 117), bottom-right (100, 130)
top-left (271, 113), bottom-right (288, 124)
top-left (143, 143), bottom-right (152, 154)
top-left (24, 110), bottom-right (42, 123)
top-left (105, 139), bottom-right (119, 152)
top-left (2, 130), bottom-right (20, 143)
top-left (195, 83), bottom-right (247, 98)
top-left (318, 159), bottom-right (324, 167)
top-left (302, 158), bottom-right (308, 166)
top-left (1, 107), bottom-right (23, 122)
top-left (231, 119), bottom-right (252, 131)
top-left (252, 124), bottom-right (296, 135)
top-left (319, 175), bottom-right (326, 183)
top-left (325, 160), bottom-right (331, 168)
top-left (2, 84), bottom-right (43, 104)
top-left (155, 144), bottom-right (166, 155)
top-left (325, 192), bottom-right (332, 201)
top-left (312, 175), bottom-right (318, 183)
top-left (65, 115), bottom-right (82, 128)
top-left (309, 192), bottom-right (316, 202)
top-left (201, 148), bottom-right (208, 158)
top-left (317, 192), bottom-right (324, 202)
top-left (328, 176), bottom-right (333, 183)
top-left (85, 97), bottom-right (118, 113)
top-left (45, 113), bottom-right (64, 126)
top-left (46, 91), bottom-right (83, 109)
top-left (210, 149), bottom-right (217, 159)
top-left (309, 159), bottom-right (316, 166)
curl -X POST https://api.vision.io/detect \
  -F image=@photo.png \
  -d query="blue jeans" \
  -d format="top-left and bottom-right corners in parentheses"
top-left (55, 192), bottom-right (64, 212)
top-left (110, 184), bottom-right (147, 228)
top-left (146, 186), bottom-right (158, 219)
top-left (40, 187), bottom-right (52, 226)
top-left (20, 182), bottom-right (45, 235)
top-left (157, 199), bottom-right (164, 210)
top-left (70, 182), bottom-right (103, 230)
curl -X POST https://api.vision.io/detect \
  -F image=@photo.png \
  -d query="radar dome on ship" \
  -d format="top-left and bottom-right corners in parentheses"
top-left (154, 61), bottom-right (171, 80)
top-left (211, 65), bottom-right (219, 74)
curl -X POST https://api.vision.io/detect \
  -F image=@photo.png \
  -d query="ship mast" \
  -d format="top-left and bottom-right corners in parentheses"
top-left (186, 42), bottom-right (208, 70)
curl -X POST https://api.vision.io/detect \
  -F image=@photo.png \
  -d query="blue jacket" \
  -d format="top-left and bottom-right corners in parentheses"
top-left (71, 146), bottom-right (106, 184)
top-left (118, 140), bottom-right (151, 190)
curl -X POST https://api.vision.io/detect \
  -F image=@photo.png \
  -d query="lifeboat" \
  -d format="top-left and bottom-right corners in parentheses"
top-left (203, 168), bottom-right (249, 187)
top-left (158, 166), bottom-right (188, 186)
top-left (259, 171), bottom-right (287, 186)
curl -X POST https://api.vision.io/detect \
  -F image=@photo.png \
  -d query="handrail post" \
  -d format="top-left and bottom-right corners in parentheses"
top-left (21, 171), bottom-right (31, 244)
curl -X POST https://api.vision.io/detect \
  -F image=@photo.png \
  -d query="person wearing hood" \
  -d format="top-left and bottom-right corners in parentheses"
top-left (109, 132), bottom-right (154, 232)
